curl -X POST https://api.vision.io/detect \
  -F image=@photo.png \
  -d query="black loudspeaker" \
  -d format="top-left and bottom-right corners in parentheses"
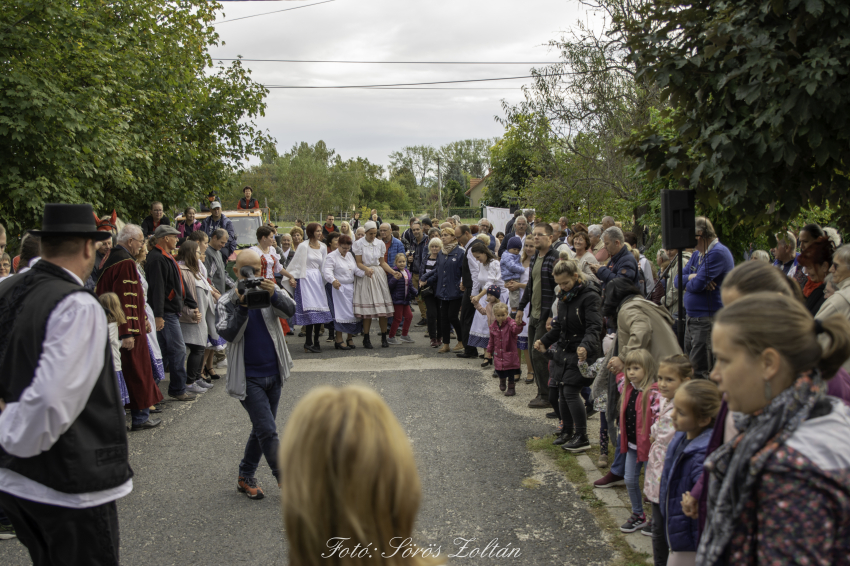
top-left (661, 190), bottom-right (696, 250)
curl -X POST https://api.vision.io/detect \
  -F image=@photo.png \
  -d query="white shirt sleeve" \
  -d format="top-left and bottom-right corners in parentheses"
top-left (322, 252), bottom-right (337, 285)
top-left (0, 292), bottom-right (108, 458)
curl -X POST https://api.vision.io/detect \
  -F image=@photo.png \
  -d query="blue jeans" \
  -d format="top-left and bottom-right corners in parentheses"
top-left (610, 429), bottom-right (626, 477)
top-left (624, 448), bottom-right (645, 514)
top-left (131, 408), bottom-right (150, 426)
top-left (239, 374), bottom-right (282, 479)
top-left (157, 313), bottom-right (188, 396)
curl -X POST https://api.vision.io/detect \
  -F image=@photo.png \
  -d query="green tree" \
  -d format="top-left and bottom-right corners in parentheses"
top-left (620, 0), bottom-right (850, 232)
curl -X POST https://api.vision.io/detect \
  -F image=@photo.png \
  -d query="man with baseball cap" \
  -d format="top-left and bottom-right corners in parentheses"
top-left (201, 201), bottom-right (237, 264)
top-left (0, 203), bottom-right (132, 564)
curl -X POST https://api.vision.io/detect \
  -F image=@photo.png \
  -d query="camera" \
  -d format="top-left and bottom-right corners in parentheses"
top-left (237, 266), bottom-right (271, 310)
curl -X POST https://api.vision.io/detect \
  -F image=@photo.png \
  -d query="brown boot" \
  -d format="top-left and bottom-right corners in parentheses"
top-left (505, 382), bottom-right (516, 397)
top-left (499, 377), bottom-right (507, 392)
top-left (437, 344), bottom-right (451, 354)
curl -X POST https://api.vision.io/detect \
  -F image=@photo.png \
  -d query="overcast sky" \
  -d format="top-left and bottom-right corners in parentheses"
top-left (209, 0), bottom-right (590, 170)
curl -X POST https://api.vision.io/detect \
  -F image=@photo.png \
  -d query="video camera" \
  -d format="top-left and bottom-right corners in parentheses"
top-left (237, 266), bottom-right (272, 310)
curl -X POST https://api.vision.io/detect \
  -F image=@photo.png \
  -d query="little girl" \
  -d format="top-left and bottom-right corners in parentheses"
top-left (618, 348), bottom-right (661, 533)
top-left (644, 355), bottom-right (694, 563)
top-left (477, 285), bottom-right (502, 367)
top-left (577, 333), bottom-right (616, 467)
top-left (659, 380), bottom-right (721, 566)
top-left (99, 292), bottom-right (130, 407)
top-left (387, 253), bottom-right (417, 345)
top-left (486, 302), bottom-right (524, 396)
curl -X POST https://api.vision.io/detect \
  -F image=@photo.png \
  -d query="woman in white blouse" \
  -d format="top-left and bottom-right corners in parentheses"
top-left (287, 222), bottom-right (333, 353)
top-left (467, 241), bottom-right (509, 352)
top-left (572, 229), bottom-right (600, 285)
top-left (322, 234), bottom-right (363, 351)
top-left (352, 221), bottom-right (397, 349)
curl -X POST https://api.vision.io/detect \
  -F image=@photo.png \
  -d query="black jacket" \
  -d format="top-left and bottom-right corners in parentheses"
top-left (141, 215), bottom-right (171, 237)
top-left (539, 282), bottom-right (603, 386)
top-left (146, 245), bottom-right (197, 317)
top-left (461, 242), bottom-right (475, 290)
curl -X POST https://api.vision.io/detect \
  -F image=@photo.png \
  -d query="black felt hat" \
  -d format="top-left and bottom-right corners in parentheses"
top-left (29, 203), bottom-right (112, 241)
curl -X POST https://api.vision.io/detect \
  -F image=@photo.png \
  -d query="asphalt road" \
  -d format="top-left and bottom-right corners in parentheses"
top-left (0, 322), bottom-right (613, 565)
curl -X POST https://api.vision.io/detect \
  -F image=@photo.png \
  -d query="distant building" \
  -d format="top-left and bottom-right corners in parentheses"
top-left (466, 172), bottom-right (490, 208)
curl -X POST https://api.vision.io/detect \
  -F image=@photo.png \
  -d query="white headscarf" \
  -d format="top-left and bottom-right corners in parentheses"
top-left (363, 221), bottom-right (377, 232)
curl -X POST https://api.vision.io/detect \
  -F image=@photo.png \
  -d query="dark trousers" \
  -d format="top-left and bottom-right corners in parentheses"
top-left (685, 316), bottom-right (714, 379)
top-left (459, 288), bottom-right (477, 354)
top-left (186, 343), bottom-right (205, 384)
top-left (439, 298), bottom-right (462, 345)
top-left (239, 374), bottom-right (282, 479)
top-left (651, 502), bottom-right (669, 565)
top-left (423, 294), bottom-right (442, 340)
top-left (157, 312), bottom-right (188, 396)
top-left (0, 492), bottom-right (119, 566)
top-left (304, 324), bottom-right (321, 346)
top-left (549, 385), bottom-right (561, 419)
top-left (528, 317), bottom-right (549, 398)
top-left (559, 384), bottom-right (587, 435)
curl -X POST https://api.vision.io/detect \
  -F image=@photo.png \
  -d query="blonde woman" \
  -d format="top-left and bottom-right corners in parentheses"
top-left (279, 385), bottom-right (442, 566)
top-left (339, 220), bottom-right (352, 239)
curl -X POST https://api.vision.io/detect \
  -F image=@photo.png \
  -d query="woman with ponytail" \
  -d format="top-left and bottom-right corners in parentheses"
top-left (697, 293), bottom-right (850, 565)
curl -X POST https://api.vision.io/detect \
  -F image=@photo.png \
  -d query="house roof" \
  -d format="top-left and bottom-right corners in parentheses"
top-left (465, 171), bottom-right (491, 196)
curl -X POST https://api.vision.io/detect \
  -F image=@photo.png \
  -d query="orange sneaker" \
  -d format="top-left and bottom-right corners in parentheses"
top-left (237, 476), bottom-right (265, 500)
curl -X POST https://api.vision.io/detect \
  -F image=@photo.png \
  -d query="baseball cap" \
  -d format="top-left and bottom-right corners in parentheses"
top-left (210, 201), bottom-right (222, 209)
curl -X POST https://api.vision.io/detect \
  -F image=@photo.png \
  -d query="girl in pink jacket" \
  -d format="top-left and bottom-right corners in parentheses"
top-left (486, 301), bottom-right (524, 397)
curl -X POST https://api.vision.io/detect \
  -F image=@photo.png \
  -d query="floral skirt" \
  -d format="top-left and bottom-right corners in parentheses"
top-left (116, 370), bottom-right (130, 406)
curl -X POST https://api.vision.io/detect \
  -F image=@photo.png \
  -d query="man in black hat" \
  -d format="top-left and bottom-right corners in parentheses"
top-left (0, 203), bottom-right (133, 565)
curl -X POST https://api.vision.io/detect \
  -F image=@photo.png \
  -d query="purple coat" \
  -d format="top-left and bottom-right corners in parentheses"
top-left (486, 318), bottom-right (524, 370)
top-left (387, 268), bottom-right (418, 305)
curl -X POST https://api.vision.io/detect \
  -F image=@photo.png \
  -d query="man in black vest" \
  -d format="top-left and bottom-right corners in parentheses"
top-left (456, 225), bottom-right (478, 359)
top-left (0, 203), bottom-right (133, 565)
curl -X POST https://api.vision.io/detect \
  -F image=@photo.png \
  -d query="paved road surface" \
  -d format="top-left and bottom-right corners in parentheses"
top-left (0, 323), bottom-right (612, 565)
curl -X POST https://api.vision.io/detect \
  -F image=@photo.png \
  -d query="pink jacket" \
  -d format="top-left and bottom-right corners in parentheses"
top-left (644, 397), bottom-right (676, 503)
top-left (486, 318), bottom-right (524, 371)
top-left (618, 376), bottom-right (661, 462)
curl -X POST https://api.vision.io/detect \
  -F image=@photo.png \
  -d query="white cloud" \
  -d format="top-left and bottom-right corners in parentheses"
top-left (210, 0), bottom-right (587, 168)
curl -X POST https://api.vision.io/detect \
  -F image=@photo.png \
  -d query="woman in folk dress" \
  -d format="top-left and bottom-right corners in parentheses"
top-left (352, 221), bottom-right (396, 349)
top-left (467, 241), bottom-right (509, 350)
top-left (288, 222), bottom-right (333, 353)
top-left (322, 234), bottom-right (363, 351)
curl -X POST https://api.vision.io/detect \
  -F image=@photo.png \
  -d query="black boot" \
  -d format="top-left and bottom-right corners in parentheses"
top-left (552, 429), bottom-right (574, 446)
top-left (363, 334), bottom-right (373, 349)
top-left (563, 433), bottom-right (591, 452)
top-left (381, 332), bottom-right (389, 348)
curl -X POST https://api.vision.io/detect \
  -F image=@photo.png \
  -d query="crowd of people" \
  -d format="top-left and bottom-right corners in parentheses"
top-left (1, 198), bottom-right (849, 566)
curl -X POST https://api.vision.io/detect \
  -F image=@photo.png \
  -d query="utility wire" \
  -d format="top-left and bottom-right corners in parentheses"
top-left (213, 58), bottom-right (560, 65)
top-left (261, 73), bottom-right (561, 89)
top-left (214, 0), bottom-right (336, 25)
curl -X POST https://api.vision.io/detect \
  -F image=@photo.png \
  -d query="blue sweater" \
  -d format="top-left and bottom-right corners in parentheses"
top-left (500, 251), bottom-right (525, 282)
top-left (659, 428), bottom-right (712, 552)
top-left (674, 241), bottom-right (734, 318)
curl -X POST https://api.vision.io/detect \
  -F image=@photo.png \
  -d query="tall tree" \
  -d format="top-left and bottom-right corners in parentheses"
top-left (388, 145), bottom-right (437, 187)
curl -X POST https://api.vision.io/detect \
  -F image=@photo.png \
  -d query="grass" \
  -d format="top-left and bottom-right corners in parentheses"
top-left (526, 435), bottom-right (652, 566)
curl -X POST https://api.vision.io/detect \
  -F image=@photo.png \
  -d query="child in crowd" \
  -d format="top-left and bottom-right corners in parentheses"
top-left (486, 302), bottom-right (524, 396)
top-left (618, 348), bottom-right (662, 533)
top-left (500, 236), bottom-right (525, 313)
top-left (659, 380), bottom-right (721, 566)
top-left (98, 292), bottom-right (130, 407)
top-left (644, 355), bottom-right (694, 562)
top-left (578, 333), bottom-right (616, 467)
top-left (387, 253), bottom-right (417, 345)
top-left (476, 285), bottom-right (502, 367)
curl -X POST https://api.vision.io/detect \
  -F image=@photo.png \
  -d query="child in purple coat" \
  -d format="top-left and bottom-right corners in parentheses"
top-left (387, 253), bottom-right (418, 345)
top-left (486, 301), bottom-right (524, 396)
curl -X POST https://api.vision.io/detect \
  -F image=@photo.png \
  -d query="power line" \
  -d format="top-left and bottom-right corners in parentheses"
top-left (261, 73), bottom-right (560, 89)
top-left (214, 0), bottom-right (336, 25)
top-left (212, 58), bottom-right (560, 65)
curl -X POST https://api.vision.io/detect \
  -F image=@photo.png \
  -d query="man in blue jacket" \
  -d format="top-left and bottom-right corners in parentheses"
top-left (589, 226), bottom-right (639, 289)
top-left (201, 202), bottom-right (237, 264)
top-left (673, 217), bottom-right (734, 379)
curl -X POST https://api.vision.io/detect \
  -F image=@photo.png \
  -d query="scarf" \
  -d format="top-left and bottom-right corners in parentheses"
top-left (558, 282), bottom-right (584, 305)
top-left (697, 371), bottom-right (824, 564)
top-left (442, 242), bottom-right (458, 254)
top-left (803, 278), bottom-right (823, 298)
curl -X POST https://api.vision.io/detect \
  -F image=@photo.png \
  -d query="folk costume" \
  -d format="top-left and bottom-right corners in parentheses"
top-left (249, 245), bottom-right (291, 335)
top-left (352, 230), bottom-right (394, 319)
top-left (96, 245), bottom-right (164, 412)
top-left (468, 259), bottom-right (508, 349)
top-left (287, 242), bottom-right (333, 326)
top-left (322, 249), bottom-right (364, 334)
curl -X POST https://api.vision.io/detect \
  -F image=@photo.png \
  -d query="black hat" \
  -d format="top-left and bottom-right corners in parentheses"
top-left (29, 204), bottom-right (112, 241)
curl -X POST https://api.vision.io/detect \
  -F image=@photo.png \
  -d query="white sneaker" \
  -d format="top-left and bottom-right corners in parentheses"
top-left (186, 382), bottom-right (206, 394)
top-left (196, 379), bottom-right (214, 389)
top-left (386, 337), bottom-right (402, 345)
top-left (215, 359), bottom-right (228, 368)
top-left (400, 335), bottom-right (415, 343)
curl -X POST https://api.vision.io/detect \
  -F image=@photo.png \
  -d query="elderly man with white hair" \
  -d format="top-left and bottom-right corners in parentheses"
top-left (95, 224), bottom-right (164, 430)
top-left (771, 230), bottom-right (800, 278)
top-left (498, 214), bottom-right (530, 257)
top-left (588, 225), bottom-right (607, 262)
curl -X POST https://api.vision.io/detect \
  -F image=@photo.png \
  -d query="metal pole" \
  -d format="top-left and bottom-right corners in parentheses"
top-left (437, 157), bottom-right (442, 213)
top-left (677, 249), bottom-right (685, 349)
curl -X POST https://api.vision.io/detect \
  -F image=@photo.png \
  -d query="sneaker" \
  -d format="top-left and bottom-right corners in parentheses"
top-left (545, 411), bottom-right (558, 419)
top-left (400, 335), bottom-right (415, 343)
top-left (597, 456), bottom-right (608, 468)
top-left (593, 471), bottom-right (625, 489)
top-left (186, 382), bottom-right (206, 394)
top-left (0, 522), bottom-right (16, 540)
top-left (196, 379), bottom-right (214, 389)
top-left (527, 396), bottom-right (550, 409)
top-left (237, 476), bottom-right (265, 500)
top-left (563, 433), bottom-right (591, 453)
top-left (620, 512), bottom-right (648, 533)
top-left (416, 318), bottom-right (428, 326)
top-left (168, 392), bottom-right (197, 401)
top-left (641, 518), bottom-right (653, 537)
top-left (386, 337), bottom-right (402, 345)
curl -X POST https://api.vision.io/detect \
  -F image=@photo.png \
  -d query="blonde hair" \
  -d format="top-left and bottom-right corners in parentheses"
top-left (622, 348), bottom-right (658, 433)
top-left (394, 252), bottom-right (407, 266)
top-left (476, 233), bottom-right (490, 244)
top-left (492, 301), bottom-right (509, 315)
top-left (340, 221), bottom-right (351, 234)
top-left (279, 385), bottom-right (439, 566)
top-left (750, 250), bottom-right (770, 262)
top-left (427, 237), bottom-right (442, 251)
top-left (677, 380), bottom-right (722, 426)
top-left (440, 227), bottom-right (456, 238)
top-left (716, 292), bottom-right (850, 380)
top-left (98, 292), bottom-right (127, 325)
top-left (552, 259), bottom-right (586, 283)
top-left (558, 249), bottom-right (571, 261)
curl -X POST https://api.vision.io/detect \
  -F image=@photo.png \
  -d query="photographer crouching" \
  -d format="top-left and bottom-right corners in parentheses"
top-left (216, 250), bottom-right (295, 500)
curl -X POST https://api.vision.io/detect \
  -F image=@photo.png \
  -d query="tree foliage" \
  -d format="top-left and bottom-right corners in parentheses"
top-left (0, 0), bottom-right (271, 233)
top-left (619, 0), bottom-right (850, 232)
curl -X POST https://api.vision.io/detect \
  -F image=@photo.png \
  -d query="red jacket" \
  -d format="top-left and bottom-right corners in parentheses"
top-left (486, 318), bottom-right (524, 371)
top-left (618, 377), bottom-right (660, 462)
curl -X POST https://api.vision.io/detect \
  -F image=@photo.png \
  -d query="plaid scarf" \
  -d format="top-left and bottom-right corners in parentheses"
top-left (697, 371), bottom-right (824, 564)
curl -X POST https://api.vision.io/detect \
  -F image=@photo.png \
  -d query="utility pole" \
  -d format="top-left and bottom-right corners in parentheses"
top-left (436, 156), bottom-right (442, 214)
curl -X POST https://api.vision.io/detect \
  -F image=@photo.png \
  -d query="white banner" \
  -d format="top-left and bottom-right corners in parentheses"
top-left (484, 207), bottom-right (512, 236)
